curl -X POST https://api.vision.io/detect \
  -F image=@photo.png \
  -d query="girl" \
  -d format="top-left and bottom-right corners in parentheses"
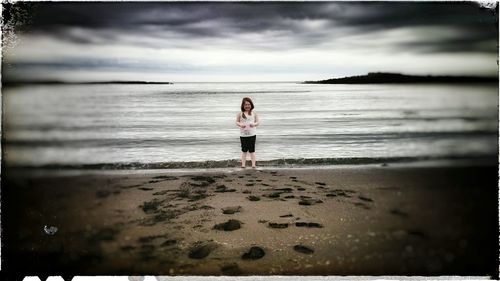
top-left (236, 97), bottom-right (259, 168)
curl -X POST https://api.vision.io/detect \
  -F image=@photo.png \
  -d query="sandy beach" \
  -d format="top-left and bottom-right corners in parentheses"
top-left (3, 163), bottom-right (498, 277)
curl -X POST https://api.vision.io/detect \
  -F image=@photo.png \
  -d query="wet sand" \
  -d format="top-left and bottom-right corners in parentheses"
top-left (3, 164), bottom-right (498, 277)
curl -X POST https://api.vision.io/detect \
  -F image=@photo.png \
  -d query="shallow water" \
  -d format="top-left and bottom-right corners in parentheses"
top-left (3, 82), bottom-right (498, 167)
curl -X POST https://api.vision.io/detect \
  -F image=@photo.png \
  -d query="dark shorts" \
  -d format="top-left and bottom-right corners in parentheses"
top-left (240, 135), bottom-right (256, 153)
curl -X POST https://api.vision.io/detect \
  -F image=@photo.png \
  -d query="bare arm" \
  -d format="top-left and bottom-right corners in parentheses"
top-left (236, 112), bottom-right (245, 128)
top-left (252, 113), bottom-right (259, 127)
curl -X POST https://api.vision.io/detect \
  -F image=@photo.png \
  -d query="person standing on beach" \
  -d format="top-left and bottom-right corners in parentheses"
top-left (236, 97), bottom-right (259, 168)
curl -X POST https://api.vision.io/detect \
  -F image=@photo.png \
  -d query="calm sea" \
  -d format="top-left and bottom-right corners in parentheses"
top-left (3, 82), bottom-right (498, 168)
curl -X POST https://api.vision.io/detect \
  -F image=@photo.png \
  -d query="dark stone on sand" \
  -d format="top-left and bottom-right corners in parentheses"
top-left (189, 242), bottom-right (216, 259)
top-left (297, 187), bottom-right (306, 191)
top-left (358, 196), bottom-right (373, 202)
top-left (326, 189), bottom-right (355, 197)
top-left (290, 176), bottom-right (297, 179)
top-left (294, 245), bottom-right (314, 254)
top-left (267, 192), bottom-right (281, 198)
top-left (138, 187), bottom-right (154, 191)
top-left (242, 246), bottom-right (265, 260)
top-left (262, 183), bottom-right (270, 186)
top-left (295, 222), bottom-right (323, 228)
top-left (96, 190), bottom-right (111, 198)
top-left (280, 213), bottom-right (293, 218)
top-left (268, 222), bottom-right (288, 229)
top-left (354, 202), bottom-right (371, 209)
top-left (187, 192), bottom-right (208, 201)
top-left (246, 183), bottom-right (255, 186)
top-left (298, 198), bottom-right (323, 205)
top-left (333, 188), bottom-right (356, 194)
top-left (215, 185), bottom-right (236, 193)
top-left (247, 195), bottom-right (261, 201)
top-left (284, 195), bottom-right (295, 199)
top-left (190, 181), bottom-right (213, 187)
top-left (221, 263), bottom-right (243, 275)
top-left (141, 199), bottom-right (163, 214)
top-left (161, 239), bottom-right (177, 247)
top-left (242, 190), bottom-right (251, 194)
top-left (315, 182), bottom-right (326, 186)
top-left (191, 176), bottom-right (216, 183)
top-left (153, 211), bottom-right (177, 222)
top-left (222, 206), bottom-right (242, 214)
top-left (214, 219), bottom-right (242, 231)
top-left (389, 208), bottom-right (409, 218)
top-left (299, 200), bottom-right (313, 206)
top-left (152, 190), bottom-right (171, 196)
top-left (276, 187), bottom-right (293, 192)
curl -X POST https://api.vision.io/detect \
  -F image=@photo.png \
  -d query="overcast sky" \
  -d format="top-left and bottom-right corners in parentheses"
top-left (3, 1), bottom-right (498, 82)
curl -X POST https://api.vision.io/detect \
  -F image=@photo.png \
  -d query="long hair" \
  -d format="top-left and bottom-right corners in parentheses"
top-left (240, 97), bottom-right (254, 119)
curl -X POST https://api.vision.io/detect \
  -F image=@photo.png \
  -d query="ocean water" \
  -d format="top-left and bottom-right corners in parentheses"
top-left (3, 82), bottom-right (498, 168)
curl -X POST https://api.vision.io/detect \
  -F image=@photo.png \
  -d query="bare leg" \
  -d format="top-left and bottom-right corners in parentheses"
top-left (241, 152), bottom-right (247, 167)
top-left (250, 152), bottom-right (256, 168)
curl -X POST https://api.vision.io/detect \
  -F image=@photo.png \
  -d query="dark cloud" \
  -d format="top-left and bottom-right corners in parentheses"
top-left (4, 2), bottom-right (498, 53)
top-left (5, 58), bottom-right (196, 73)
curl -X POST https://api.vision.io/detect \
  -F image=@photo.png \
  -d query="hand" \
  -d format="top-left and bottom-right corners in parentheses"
top-left (249, 123), bottom-right (255, 127)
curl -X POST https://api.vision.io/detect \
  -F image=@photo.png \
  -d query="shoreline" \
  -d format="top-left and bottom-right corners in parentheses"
top-left (3, 164), bottom-right (498, 277)
top-left (3, 155), bottom-right (496, 175)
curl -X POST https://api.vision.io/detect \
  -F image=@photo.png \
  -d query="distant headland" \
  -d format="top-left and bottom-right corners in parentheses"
top-left (303, 72), bottom-right (498, 84)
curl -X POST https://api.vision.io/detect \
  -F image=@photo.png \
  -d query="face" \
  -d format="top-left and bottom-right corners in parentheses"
top-left (244, 101), bottom-right (252, 111)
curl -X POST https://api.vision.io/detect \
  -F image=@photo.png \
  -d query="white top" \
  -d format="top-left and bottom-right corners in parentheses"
top-left (240, 113), bottom-right (257, 137)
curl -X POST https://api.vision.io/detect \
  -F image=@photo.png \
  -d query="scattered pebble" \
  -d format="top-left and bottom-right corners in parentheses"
top-left (358, 196), bottom-right (373, 202)
top-left (188, 242), bottom-right (216, 259)
top-left (242, 246), bottom-right (265, 260)
top-left (247, 195), bottom-right (261, 201)
top-left (267, 192), bottom-right (281, 198)
top-left (214, 219), bottom-right (242, 231)
top-left (294, 245), bottom-right (314, 254)
top-left (295, 222), bottom-right (323, 228)
top-left (268, 222), bottom-right (289, 229)
top-left (222, 206), bottom-right (242, 215)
